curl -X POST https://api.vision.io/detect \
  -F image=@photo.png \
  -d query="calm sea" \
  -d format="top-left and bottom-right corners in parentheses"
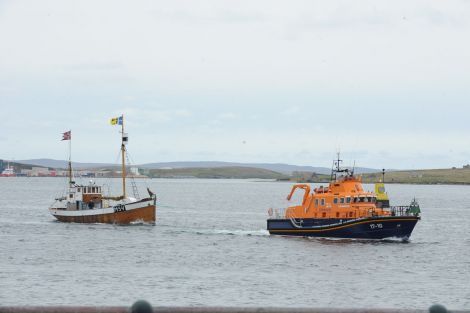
top-left (0, 177), bottom-right (469, 309)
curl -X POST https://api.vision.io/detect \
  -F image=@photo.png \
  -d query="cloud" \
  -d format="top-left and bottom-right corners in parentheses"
top-left (64, 62), bottom-right (125, 72)
top-left (1, 0), bottom-right (470, 168)
top-left (218, 112), bottom-right (238, 120)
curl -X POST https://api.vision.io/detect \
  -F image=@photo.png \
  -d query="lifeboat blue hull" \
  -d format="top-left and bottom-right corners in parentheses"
top-left (267, 216), bottom-right (420, 239)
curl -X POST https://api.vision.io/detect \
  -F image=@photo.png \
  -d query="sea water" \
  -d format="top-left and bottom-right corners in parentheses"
top-left (0, 177), bottom-right (469, 309)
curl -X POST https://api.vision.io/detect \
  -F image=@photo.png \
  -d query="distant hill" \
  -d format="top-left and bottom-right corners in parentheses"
top-left (16, 159), bottom-right (116, 169)
top-left (1, 161), bottom-right (49, 171)
top-left (139, 161), bottom-right (378, 175)
top-left (148, 166), bottom-right (288, 179)
top-left (15, 159), bottom-right (380, 175)
top-left (361, 168), bottom-right (470, 185)
top-left (11, 158), bottom-right (470, 184)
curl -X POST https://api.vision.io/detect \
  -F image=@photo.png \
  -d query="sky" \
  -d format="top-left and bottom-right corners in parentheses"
top-left (1, 0), bottom-right (470, 169)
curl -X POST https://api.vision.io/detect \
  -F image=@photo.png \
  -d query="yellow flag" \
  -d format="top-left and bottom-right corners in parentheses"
top-left (110, 118), bottom-right (117, 125)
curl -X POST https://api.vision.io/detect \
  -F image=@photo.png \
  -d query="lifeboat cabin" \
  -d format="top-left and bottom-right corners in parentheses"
top-left (285, 177), bottom-right (388, 221)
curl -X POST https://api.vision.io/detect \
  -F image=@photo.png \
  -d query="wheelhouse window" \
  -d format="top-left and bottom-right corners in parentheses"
top-left (315, 199), bottom-right (319, 206)
top-left (333, 198), bottom-right (338, 204)
top-left (321, 199), bottom-right (325, 206)
top-left (346, 197), bottom-right (351, 203)
top-left (340, 197), bottom-right (345, 204)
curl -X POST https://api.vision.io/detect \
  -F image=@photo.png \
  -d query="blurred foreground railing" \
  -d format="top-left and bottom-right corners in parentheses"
top-left (0, 300), bottom-right (466, 313)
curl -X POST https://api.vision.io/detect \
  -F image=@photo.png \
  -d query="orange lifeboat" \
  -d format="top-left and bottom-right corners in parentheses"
top-left (267, 155), bottom-right (420, 240)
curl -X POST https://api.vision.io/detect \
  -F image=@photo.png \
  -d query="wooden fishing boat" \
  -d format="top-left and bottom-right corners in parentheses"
top-left (49, 116), bottom-right (156, 224)
top-left (267, 155), bottom-right (420, 239)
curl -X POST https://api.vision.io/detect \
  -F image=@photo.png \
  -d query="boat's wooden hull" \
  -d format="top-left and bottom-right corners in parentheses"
top-left (267, 216), bottom-right (420, 239)
top-left (50, 199), bottom-right (156, 224)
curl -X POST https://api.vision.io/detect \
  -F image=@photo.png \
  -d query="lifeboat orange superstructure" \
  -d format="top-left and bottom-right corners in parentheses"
top-left (285, 175), bottom-right (390, 220)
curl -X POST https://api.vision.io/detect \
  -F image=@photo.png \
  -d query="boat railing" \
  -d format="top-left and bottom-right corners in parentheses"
top-left (389, 205), bottom-right (419, 217)
top-left (268, 208), bottom-right (285, 219)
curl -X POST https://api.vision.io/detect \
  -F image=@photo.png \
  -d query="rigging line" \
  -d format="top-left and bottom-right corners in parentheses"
top-left (103, 148), bottom-right (123, 199)
top-left (125, 150), bottom-right (140, 199)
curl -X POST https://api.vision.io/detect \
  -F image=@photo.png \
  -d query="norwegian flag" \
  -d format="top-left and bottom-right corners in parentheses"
top-left (62, 131), bottom-right (71, 141)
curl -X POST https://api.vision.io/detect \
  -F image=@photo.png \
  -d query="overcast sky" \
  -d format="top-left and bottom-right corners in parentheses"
top-left (1, 0), bottom-right (470, 169)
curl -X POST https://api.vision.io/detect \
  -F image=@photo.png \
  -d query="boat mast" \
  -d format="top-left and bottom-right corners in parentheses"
top-left (121, 115), bottom-right (126, 199)
top-left (68, 134), bottom-right (72, 185)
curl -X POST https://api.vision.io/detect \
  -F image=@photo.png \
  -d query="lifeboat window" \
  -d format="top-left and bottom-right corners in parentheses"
top-left (372, 197), bottom-right (376, 203)
top-left (322, 212), bottom-right (326, 218)
top-left (346, 197), bottom-right (351, 203)
top-left (315, 199), bottom-right (318, 206)
top-left (340, 197), bottom-right (345, 204)
top-left (360, 197), bottom-right (365, 202)
top-left (349, 212), bottom-right (353, 217)
top-left (333, 198), bottom-right (338, 204)
top-left (321, 199), bottom-right (325, 206)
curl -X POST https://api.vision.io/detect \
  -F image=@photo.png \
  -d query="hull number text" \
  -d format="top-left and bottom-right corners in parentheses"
top-left (369, 223), bottom-right (383, 229)
top-left (113, 204), bottom-right (126, 213)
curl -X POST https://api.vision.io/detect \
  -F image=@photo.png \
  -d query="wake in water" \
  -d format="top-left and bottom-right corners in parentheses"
top-left (195, 229), bottom-right (270, 237)
top-left (160, 225), bottom-right (270, 237)
top-left (303, 236), bottom-right (412, 245)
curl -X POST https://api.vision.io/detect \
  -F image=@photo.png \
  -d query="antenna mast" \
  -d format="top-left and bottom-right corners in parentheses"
top-left (68, 135), bottom-right (72, 185)
top-left (121, 115), bottom-right (127, 199)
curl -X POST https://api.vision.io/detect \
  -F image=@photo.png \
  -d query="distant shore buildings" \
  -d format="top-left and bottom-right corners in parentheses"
top-left (0, 159), bottom-right (145, 178)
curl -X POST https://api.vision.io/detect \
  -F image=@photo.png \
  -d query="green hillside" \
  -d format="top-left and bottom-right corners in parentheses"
top-left (361, 168), bottom-right (470, 185)
top-left (147, 166), bottom-right (289, 179)
top-left (288, 167), bottom-right (470, 185)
